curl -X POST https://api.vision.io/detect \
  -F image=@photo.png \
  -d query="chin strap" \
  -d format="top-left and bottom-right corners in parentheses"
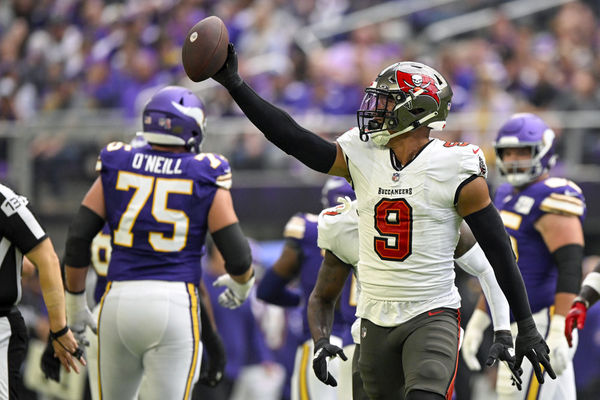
top-left (372, 111), bottom-right (439, 146)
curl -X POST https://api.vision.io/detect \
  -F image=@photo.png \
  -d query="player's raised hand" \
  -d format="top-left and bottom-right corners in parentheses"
top-left (65, 290), bottom-right (97, 346)
top-left (312, 338), bottom-right (347, 387)
top-left (213, 273), bottom-right (255, 309)
top-left (515, 317), bottom-right (556, 384)
top-left (486, 330), bottom-right (523, 390)
top-left (565, 301), bottom-right (587, 347)
top-left (212, 43), bottom-right (243, 90)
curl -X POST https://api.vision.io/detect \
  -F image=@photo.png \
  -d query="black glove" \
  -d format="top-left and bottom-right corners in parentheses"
top-left (212, 43), bottom-right (244, 90)
top-left (487, 330), bottom-right (523, 390)
top-left (198, 328), bottom-right (226, 387)
top-left (515, 317), bottom-right (557, 384)
top-left (312, 338), bottom-right (347, 387)
top-left (41, 335), bottom-right (61, 382)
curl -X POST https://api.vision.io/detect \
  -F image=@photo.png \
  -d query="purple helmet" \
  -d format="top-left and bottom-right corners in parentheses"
top-left (140, 86), bottom-right (207, 153)
top-left (494, 113), bottom-right (557, 186)
top-left (321, 177), bottom-right (355, 209)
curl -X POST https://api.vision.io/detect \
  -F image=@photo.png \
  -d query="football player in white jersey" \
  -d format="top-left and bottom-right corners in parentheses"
top-left (309, 197), bottom-right (520, 399)
top-left (212, 45), bottom-right (554, 400)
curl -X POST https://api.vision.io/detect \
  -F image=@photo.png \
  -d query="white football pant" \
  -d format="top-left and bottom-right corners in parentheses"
top-left (291, 336), bottom-right (343, 400)
top-left (97, 281), bottom-right (202, 400)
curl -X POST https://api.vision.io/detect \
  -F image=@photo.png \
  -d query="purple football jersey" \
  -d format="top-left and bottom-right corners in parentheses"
top-left (287, 213), bottom-right (354, 345)
top-left (494, 177), bottom-right (586, 314)
top-left (98, 141), bottom-right (231, 284)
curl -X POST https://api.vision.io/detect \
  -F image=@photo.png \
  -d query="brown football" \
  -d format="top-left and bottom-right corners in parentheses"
top-left (182, 16), bottom-right (229, 82)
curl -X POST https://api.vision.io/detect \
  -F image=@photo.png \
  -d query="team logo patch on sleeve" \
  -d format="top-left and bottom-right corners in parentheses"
top-left (478, 155), bottom-right (487, 176)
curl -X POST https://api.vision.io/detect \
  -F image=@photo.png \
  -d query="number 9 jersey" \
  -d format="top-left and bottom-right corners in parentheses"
top-left (96, 141), bottom-right (232, 284)
top-left (337, 128), bottom-right (487, 327)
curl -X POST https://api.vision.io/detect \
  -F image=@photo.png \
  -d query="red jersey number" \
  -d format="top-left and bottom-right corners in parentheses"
top-left (374, 199), bottom-right (412, 261)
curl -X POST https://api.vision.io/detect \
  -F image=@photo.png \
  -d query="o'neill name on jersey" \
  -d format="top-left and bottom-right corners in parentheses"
top-left (131, 154), bottom-right (183, 175)
top-left (378, 187), bottom-right (413, 195)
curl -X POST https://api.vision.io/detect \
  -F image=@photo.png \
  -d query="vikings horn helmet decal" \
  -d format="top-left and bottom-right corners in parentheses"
top-left (357, 62), bottom-right (453, 146)
top-left (139, 86), bottom-right (207, 153)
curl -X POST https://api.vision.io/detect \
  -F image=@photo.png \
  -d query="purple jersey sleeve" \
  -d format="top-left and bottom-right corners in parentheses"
top-left (98, 142), bottom-right (232, 284)
top-left (494, 178), bottom-right (586, 314)
top-left (284, 213), bottom-right (354, 344)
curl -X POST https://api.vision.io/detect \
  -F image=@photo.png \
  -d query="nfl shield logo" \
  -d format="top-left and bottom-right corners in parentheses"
top-left (392, 172), bottom-right (400, 182)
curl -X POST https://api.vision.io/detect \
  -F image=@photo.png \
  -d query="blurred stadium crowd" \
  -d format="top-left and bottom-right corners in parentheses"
top-left (2, 0), bottom-right (600, 399)
top-left (1, 0), bottom-right (600, 165)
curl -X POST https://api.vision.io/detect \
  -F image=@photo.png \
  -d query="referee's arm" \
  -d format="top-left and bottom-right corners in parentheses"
top-left (26, 238), bottom-right (66, 332)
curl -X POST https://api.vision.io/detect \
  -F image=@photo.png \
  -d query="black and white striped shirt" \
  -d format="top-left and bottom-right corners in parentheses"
top-left (0, 183), bottom-right (47, 314)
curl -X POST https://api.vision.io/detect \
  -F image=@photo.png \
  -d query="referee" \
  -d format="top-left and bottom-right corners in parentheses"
top-left (0, 183), bottom-right (84, 398)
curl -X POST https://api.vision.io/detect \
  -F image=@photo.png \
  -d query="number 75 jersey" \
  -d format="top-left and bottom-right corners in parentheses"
top-left (337, 129), bottom-right (487, 326)
top-left (96, 141), bottom-right (232, 284)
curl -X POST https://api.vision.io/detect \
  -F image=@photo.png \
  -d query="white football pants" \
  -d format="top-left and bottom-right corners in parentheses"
top-left (291, 336), bottom-right (343, 400)
top-left (97, 280), bottom-right (202, 400)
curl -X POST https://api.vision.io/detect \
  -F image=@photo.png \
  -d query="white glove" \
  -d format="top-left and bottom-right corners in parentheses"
top-left (65, 291), bottom-right (97, 346)
top-left (462, 308), bottom-right (491, 371)
top-left (545, 315), bottom-right (570, 375)
top-left (213, 273), bottom-right (255, 309)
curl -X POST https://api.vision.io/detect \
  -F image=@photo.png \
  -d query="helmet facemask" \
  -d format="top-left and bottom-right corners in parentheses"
top-left (494, 114), bottom-right (557, 187)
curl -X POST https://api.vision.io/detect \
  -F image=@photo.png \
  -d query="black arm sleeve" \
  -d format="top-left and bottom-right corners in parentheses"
top-left (464, 203), bottom-right (532, 322)
top-left (228, 82), bottom-right (337, 173)
top-left (552, 244), bottom-right (583, 294)
top-left (211, 222), bottom-right (252, 276)
top-left (64, 205), bottom-right (105, 268)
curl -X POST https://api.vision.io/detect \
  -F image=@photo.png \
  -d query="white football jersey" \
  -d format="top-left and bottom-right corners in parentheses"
top-left (337, 128), bottom-right (487, 326)
top-left (317, 198), bottom-right (359, 266)
top-left (318, 198), bottom-right (361, 344)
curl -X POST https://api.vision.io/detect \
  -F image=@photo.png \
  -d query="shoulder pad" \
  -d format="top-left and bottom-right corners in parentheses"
top-left (283, 213), bottom-right (308, 240)
top-left (97, 141), bottom-right (133, 172)
top-left (538, 178), bottom-right (585, 217)
top-left (317, 200), bottom-right (359, 264)
top-left (437, 140), bottom-right (488, 179)
top-left (193, 153), bottom-right (232, 189)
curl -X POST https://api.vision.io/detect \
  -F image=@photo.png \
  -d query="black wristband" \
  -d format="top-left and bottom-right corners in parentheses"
top-left (49, 326), bottom-right (69, 341)
top-left (493, 330), bottom-right (513, 346)
top-left (212, 223), bottom-right (252, 276)
top-left (314, 337), bottom-right (330, 353)
top-left (516, 316), bottom-right (536, 333)
top-left (552, 244), bottom-right (583, 294)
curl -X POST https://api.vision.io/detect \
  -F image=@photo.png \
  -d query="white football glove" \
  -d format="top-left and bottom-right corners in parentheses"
top-left (545, 315), bottom-right (570, 375)
top-left (462, 308), bottom-right (491, 371)
top-left (213, 273), bottom-right (255, 309)
top-left (65, 291), bottom-right (97, 346)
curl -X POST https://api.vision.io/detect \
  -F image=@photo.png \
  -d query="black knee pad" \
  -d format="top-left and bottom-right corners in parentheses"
top-left (415, 359), bottom-right (449, 381)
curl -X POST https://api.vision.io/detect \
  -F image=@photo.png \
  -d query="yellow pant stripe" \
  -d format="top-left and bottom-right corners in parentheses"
top-left (97, 281), bottom-right (112, 400)
top-left (183, 283), bottom-right (201, 400)
top-left (526, 306), bottom-right (555, 400)
top-left (299, 343), bottom-right (311, 400)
